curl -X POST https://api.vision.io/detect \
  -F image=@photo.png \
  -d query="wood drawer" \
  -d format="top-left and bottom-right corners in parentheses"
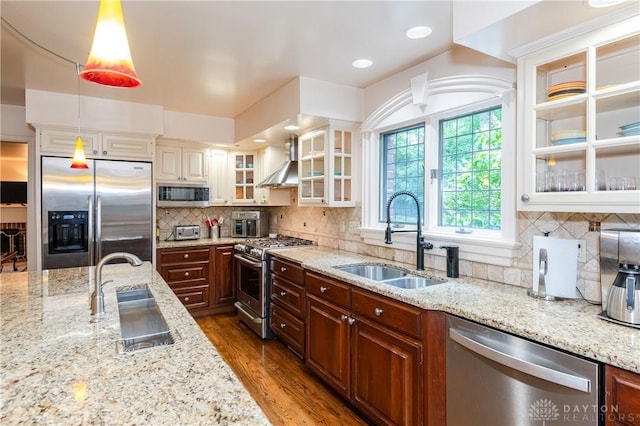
top-left (158, 247), bottom-right (210, 264)
top-left (162, 264), bottom-right (209, 287)
top-left (172, 286), bottom-right (209, 310)
top-left (271, 276), bottom-right (305, 318)
top-left (271, 303), bottom-right (305, 357)
top-left (271, 257), bottom-right (304, 284)
top-left (305, 272), bottom-right (351, 309)
top-left (352, 288), bottom-right (422, 339)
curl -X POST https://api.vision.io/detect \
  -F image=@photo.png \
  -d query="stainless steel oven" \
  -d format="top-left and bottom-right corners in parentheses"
top-left (234, 251), bottom-right (272, 338)
top-left (234, 235), bottom-right (316, 339)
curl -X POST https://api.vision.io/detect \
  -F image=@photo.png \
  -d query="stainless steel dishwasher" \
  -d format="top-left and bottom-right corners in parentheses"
top-left (446, 315), bottom-right (602, 426)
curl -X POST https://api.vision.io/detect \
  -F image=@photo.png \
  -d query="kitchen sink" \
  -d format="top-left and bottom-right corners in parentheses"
top-left (116, 286), bottom-right (174, 354)
top-left (336, 264), bottom-right (408, 281)
top-left (381, 276), bottom-right (446, 289)
top-left (335, 263), bottom-right (446, 290)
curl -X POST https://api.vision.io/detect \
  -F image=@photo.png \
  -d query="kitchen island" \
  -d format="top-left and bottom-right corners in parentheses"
top-left (271, 246), bottom-right (640, 374)
top-left (0, 263), bottom-right (270, 425)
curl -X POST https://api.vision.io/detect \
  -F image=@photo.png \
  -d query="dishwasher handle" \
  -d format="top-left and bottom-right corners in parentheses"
top-left (449, 327), bottom-right (591, 393)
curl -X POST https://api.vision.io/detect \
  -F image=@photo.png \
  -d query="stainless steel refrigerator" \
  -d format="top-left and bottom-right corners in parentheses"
top-left (41, 156), bottom-right (153, 270)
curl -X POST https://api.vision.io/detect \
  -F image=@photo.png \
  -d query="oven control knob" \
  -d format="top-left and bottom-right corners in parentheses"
top-left (320, 286), bottom-right (327, 293)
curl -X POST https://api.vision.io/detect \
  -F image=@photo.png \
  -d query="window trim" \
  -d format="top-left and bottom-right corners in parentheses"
top-left (361, 75), bottom-right (519, 267)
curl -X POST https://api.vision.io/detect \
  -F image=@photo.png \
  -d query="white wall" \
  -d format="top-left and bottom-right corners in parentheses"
top-left (363, 45), bottom-right (515, 119)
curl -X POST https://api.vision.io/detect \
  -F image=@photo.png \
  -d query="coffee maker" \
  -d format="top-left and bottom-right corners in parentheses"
top-left (600, 228), bottom-right (640, 328)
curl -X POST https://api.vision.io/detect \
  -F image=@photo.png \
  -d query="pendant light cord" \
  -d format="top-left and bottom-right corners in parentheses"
top-left (1, 16), bottom-right (83, 68)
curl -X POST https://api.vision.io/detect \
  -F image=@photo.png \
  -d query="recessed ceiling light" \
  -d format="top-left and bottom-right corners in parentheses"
top-left (586, 0), bottom-right (626, 6)
top-left (284, 125), bottom-right (300, 131)
top-left (406, 26), bottom-right (432, 39)
top-left (253, 138), bottom-right (267, 143)
top-left (352, 59), bottom-right (373, 69)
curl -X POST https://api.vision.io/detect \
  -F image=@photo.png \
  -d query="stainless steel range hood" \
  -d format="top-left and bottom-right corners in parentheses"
top-left (257, 135), bottom-right (299, 188)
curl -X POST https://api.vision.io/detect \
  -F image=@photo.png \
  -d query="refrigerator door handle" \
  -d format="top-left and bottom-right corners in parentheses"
top-left (88, 195), bottom-right (94, 266)
top-left (96, 195), bottom-right (102, 261)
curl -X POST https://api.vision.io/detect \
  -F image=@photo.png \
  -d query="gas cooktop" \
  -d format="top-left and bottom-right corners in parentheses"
top-left (234, 235), bottom-right (316, 260)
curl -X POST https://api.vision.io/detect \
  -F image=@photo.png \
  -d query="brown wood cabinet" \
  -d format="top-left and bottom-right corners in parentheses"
top-left (213, 245), bottom-right (236, 307)
top-left (270, 257), bottom-right (306, 357)
top-left (156, 244), bottom-right (236, 317)
top-left (606, 365), bottom-right (640, 426)
top-left (305, 271), bottom-right (424, 425)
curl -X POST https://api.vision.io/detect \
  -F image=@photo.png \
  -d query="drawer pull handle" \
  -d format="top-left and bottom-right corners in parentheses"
top-left (184, 271), bottom-right (190, 277)
top-left (281, 266), bottom-right (287, 272)
top-left (341, 314), bottom-right (348, 321)
top-left (184, 296), bottom-right (190, 302)
top-left (184, 254), bottom-right (189, 259)
top-left (320, 286), bottom-right (327, 293)
top-left (280, 291), bottom-right (287, 296)
top-left (348, 318), bottom-right (355, 325)
top-left (374, 308), bottom-right (384, 317)
top-left (280, 323), bottom-right (286, 329)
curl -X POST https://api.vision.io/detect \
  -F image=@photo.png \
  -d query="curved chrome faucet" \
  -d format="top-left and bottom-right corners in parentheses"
top-left (384, 191), bottom-right (433, 270)
top-left (90, 252), bottom-right (143, 322)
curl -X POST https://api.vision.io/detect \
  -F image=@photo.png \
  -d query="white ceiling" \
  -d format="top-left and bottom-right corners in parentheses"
top-left (1, 1), bottom-right (634, 146)
top-left (1, 1), bottom-right (454, 119)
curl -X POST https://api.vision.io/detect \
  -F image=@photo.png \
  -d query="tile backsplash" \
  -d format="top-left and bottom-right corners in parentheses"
top-left (159, 200), bottom-right (639, 303)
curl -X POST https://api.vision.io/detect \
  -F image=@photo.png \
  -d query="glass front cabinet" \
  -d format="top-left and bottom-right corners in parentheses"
top-left (298, 124), bottom-right (357, 207)
top-left (517, 15), bottom-right (639, 213)
top-left (231, 152), bottom-right (256, 203)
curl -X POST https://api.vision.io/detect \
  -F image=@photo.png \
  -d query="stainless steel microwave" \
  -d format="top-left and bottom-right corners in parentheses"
top-left (232, 211), bottom-right (269, 237)
top-left (157, 183), bottom-right (210, 207)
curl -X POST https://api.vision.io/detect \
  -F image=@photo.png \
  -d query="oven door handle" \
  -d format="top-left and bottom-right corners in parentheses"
top-left (234, 253), bottom-right (263, 269)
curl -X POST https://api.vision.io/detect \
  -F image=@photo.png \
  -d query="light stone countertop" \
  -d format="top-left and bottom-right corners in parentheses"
top-left (270, 246), bottom-right (640, 374)
top-left (157, 237), bottom-right (242, 249)
top-left (0, 263), bottom-right (270, 425)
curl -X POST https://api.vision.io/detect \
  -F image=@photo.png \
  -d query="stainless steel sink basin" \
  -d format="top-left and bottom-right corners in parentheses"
top-left (381, 276), bottom-right (446, 289)
top-left (336, 264), bottom-right (407, 281)
top-left (116, 287), bottom-right (174, 354)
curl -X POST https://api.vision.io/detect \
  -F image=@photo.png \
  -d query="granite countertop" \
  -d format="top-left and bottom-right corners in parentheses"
top-left (0, 263), bottom-right (270, 425)
top-left (271, 246), bottom-right (640, 374)
top-left (157, 237), bottom-right (242, 249)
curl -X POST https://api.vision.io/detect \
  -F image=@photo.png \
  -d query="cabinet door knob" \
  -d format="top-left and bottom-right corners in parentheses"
top-left (521, 194), bottom-right (530, 202)
top-left (341, 314), bottom-right (348, 321)
top-left (184, 296), bottom-right (190, 302)
top-left (280, 323), bottom-right (286, 329)
top-left (348, 318), bottom-right (355, 325)
top-left (281, 266), bottom-right (287, 272)
top-left (184, 271), bottom-right (190, 277)
top-left (102, 150), bottom-right (107, 155)
top-left (320, 286), bottom-right (327, 293)
top-left (374, 307), bottom-right (384, 317)
top-left (93, 149), bottom-right (98, 154)
top-left (184, 253), bottom-right (190, 259)
top-left (280, 291), bottom-right (287, 297)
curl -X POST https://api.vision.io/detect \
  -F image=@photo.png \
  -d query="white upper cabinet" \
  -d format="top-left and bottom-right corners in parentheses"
top-left (39, 128), bottom-right (154, 160)
top-left (229, 152), bottom-right (257, 204)
top-left (156, 142), bottom-right (209, 183)
top-left (517, 15), bottom-right (640, 213)
top-left (298, 123), bottom-right (358, 207)
top-left (209, 149), bottom-right (230, 205)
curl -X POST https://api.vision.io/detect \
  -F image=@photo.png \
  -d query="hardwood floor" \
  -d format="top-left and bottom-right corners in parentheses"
top-left (196, 313), bottom-right (369, 426)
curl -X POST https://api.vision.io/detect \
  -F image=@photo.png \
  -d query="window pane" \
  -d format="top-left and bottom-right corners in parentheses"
top-left (380, 124), bottom-right (425, 224)
top-left (438, 106), bottom-right (502, 231)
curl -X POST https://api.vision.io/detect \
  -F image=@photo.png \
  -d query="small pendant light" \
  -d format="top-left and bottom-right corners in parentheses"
top-left (79, 0), bottom-right (141, 88)
top-left (71, 63), bottom-right (89, 169)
